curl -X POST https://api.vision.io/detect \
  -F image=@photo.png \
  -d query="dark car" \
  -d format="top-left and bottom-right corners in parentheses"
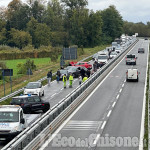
top-left (10, 95), bottom-right (50, 114)
top-left (138, 48), bottom-right (145, 53)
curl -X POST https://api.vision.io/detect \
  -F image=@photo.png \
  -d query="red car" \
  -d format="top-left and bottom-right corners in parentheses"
top-left (73, 62), bottom-right (92, 70)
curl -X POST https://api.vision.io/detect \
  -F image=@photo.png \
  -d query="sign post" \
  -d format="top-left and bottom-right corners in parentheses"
top-left (1, 69), bottom-right (13, 96)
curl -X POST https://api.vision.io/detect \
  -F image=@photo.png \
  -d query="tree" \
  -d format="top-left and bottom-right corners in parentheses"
top-left (101, 5), bottom-right (123, 42)
top-left (8, 28), bottom-right (32, 48)
top-left (86, 11), bottom-right (103, 47)
top-left (27, 17), bottom-right (51, 48)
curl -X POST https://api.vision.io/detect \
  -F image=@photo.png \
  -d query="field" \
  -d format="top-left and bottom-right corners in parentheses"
top-left (6, 58), bottom-right (51, 77)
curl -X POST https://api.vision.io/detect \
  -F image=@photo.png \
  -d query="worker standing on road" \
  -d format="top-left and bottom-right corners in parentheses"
top-left (63, 74), bottom-right (67, 88)
top-left (78, 74), bottom-right (82, 85)
top-left (69, 73), bottom-right (73, 88)
top-left (82, 75), bottom-right (88, 82)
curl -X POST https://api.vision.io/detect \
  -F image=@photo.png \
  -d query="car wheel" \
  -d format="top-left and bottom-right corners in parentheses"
top-left (43, 105), bottom-right (50, 113)
top-left (42, 91), bottom-right (44, 96)
top-left (134, 62), bottom-right (136, 65)
top-left (136, 77), bottom-right (139, 82)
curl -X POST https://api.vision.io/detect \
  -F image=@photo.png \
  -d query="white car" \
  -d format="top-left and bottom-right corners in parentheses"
top-left (115, 47), bottom-right (122, 53)
top-left (24, 82), bottom-right (44, 96)
top-left (126, 68), bottom-right (139, 82)
top-left (110, 51), bottom-right (118, 59)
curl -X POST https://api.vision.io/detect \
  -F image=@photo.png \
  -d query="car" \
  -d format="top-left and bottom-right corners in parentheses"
top-left (59, 69), bottom-right (69, 80)
top-left (145, 38), bottom-right (148, 40)
top-left (67, 66), bottom-right (80, 78)
top-left (138, 48), bottom-right (145, 53)
top-left (126, 68), bottom-right (139, 82)
top-left (125, 54), bottom-right (137, 65)
top-left (24, 82), bottom-right (44, 97)
top-left (10, 95), bottom-right (50, 114)
top-left (97, 54), bottom-right (108, 65)
top-left (110, 51), bottom-right (118, 59)
top-left (73, 62), bottom-right (92, 70)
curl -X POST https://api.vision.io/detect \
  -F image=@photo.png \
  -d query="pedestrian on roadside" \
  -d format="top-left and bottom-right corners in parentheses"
top-left (78, 74), bottom-right (82, 85)
top-left (47, 70), bottom-right (52, 86)
top-left (56, 69), bottom-right (61, 83)
top-left (80, 68), bottom-right (85, 79)
top-left (69, 73), bottom-right (73, 88)
top-left (63, 74), bottom-right (67, 88)
top-left (82, 75), bottom-right (88, 82)
top-left (86, 69), bottom-right (91, 78)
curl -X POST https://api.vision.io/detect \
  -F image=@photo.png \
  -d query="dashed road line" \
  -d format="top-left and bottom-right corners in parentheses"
top-left (51, 93), bottom-right (57, 97)
top-left (112, 102), bottom-right (116, 108)
top-left (119, 88), bottom-right (122, 93)
top-left (93, 134), bottom-right (100, 145)
top-left (101, 121), bottom-right (106, 129)
top-left (107, 110), bottom-right (112, 117)
top-left (122, 83), bottom-right (124, 87)
top-left (116, 94), bottom-right (120, 99)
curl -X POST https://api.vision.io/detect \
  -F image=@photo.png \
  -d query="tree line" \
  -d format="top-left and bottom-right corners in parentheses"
top-left (0, 0), bottom-right (149, 50)
top-left (0, 0), bottom-right (124, 49)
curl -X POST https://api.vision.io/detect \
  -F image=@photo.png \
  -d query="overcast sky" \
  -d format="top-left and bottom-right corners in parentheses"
top-left (1, 0), bottom-right (150, 24)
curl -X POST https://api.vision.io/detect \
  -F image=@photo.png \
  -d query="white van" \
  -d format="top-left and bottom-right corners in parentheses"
top-left (0, 105), bottom-right (39, 141)
top-left (97, 54), bottom-right (108, 65)
top-left (126, 68), bottom-right (139, 82)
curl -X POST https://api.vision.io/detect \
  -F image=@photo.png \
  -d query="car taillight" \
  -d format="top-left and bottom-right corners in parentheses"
top-left (42, 104), bottom-right (45, 106)
top-left (21, 104), bottom-right (24, 106)
top-left (137, 71), bottom-right (138, 75)
top-left (126, 71), bottom-right (128, 75)
top-left (125, 57), bottom-right (127, 60)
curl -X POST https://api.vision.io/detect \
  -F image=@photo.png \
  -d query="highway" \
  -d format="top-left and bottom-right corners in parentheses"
top-left (39, 39), bottom-right (149, 150)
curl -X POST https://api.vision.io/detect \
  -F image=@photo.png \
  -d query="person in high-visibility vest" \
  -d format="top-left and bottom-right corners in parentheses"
top-left (69, 73), bottom-right (73, 88)
top-left (82, 75), bottom-right (88, 82)
top-left (63, 74), bottom-right (67, 88)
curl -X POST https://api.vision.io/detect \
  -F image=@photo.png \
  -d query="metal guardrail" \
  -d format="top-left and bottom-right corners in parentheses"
top-left (2, 38), bottom-right (138, 150)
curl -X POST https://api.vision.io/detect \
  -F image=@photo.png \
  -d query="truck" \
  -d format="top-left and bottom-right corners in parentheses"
top-left (0, 105), bottom-right (40, 141)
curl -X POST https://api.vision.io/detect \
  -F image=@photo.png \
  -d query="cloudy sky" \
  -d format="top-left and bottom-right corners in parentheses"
top-left (1, 0), bottom-right (150, 24)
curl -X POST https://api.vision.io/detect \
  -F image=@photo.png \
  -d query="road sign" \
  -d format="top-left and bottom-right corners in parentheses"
top-left (63, 47), bottom-right (77, 60)
top-left (2, 69), bottom-right (13, 76)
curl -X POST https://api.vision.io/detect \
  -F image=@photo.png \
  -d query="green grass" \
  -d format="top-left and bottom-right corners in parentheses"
top-left (5, 58), bottom-right (51, 77)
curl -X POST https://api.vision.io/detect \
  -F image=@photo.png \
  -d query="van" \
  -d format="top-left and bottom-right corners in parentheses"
top-left (126, 69), bottom-right (139, 82)
top-left (125, 54), bottom-right (137, 65)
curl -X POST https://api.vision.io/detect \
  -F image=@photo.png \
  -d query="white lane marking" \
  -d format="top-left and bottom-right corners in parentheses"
top-left (107, 110), bottom-right (112, 117)
top-left (93, 134), bottom-right (100, 145)
top-left (124, 79), bottom-right (126, 83)
top-left (116, 94), bottom-right (120, 99)
top-left (51, 93), bottom-right (57, 97)
top-left (122, 84), bottom-right (124, 87)
top-left (39, 44), bottom-right (136, 150)
top-left (112, 102), bottom-right (116, 108)
top-left (139, 43), bottom-right (149, 150)
top-left (101, 121), bottom-right (107, 129)
top-left (119, 88), bottom-right (122, 93)
top-left (61, 88), bottom-right (63, 91)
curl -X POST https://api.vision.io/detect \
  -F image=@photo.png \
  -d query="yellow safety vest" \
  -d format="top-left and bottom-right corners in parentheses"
top-left (82, 77), bottom-right (88, 82)
top-left (69, 75), bottom-right (73, 81)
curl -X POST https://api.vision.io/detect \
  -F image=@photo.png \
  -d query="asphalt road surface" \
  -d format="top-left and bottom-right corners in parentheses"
top-left (39, 39), bottom-right (149, 150)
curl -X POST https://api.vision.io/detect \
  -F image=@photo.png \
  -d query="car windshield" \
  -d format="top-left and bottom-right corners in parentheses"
top-left (68, 67), bottom-right (77, 72)
top-left (60, 70), bottom-right (67, 74)
top-left (127, 55), bottom-right (135, 58)
top-left (26, 83), bottom-right (40, 89)
top-left (12, 98), bottom-right (23, 104)
top-left (98, 55), bottom-right (108, 59)
top-left (0, 112), bottom-right (19, 122)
